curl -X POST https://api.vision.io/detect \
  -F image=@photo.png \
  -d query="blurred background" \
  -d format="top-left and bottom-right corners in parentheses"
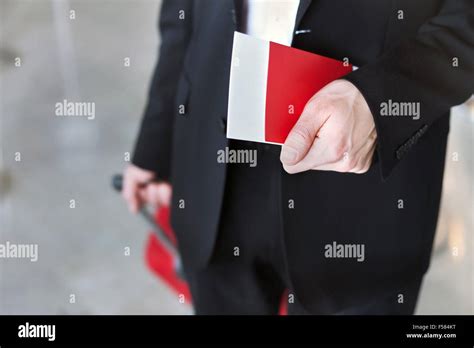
top-left (0, 0), bottom-right (472, 314)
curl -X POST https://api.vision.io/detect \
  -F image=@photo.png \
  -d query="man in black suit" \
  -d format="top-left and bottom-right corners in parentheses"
top-left (123, 0), bottom-right (473, 314)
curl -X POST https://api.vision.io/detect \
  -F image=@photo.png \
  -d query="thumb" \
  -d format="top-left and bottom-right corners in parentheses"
top-left (280, 109), bottom-right (323, 166)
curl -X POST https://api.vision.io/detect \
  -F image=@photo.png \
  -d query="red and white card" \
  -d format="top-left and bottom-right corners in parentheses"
top-left (227, 32), bottom-right (353, 145)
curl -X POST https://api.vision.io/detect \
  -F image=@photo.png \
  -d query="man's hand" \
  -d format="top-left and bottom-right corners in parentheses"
top-left (122, 165), bottom-right (172, 213)
top-left (280, 80), bottom-right (377, 174)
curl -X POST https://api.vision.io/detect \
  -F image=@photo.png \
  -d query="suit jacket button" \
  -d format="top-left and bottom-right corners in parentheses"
top-left (396, 148), bottom-right (404, 160)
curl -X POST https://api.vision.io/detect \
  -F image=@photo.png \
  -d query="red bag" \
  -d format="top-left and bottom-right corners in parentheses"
top-left (144, 206), bottom-right (288, 314)
top-left (144, 206), bottom-right (191, 303)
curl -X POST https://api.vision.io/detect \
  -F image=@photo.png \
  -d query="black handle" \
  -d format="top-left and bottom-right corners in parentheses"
top-left (112, 174), bottom-right (154, 192)
top-left (112, 174), bottom-right (123, 192)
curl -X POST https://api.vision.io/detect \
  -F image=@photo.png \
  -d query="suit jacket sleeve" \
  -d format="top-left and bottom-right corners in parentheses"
top-left (345, 0), bottom-right (474, 180)
top-left (132, 0), bottom-right (193, 181)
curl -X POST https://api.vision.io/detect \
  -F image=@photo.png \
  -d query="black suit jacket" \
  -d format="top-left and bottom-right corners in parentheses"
top-left (133, 0), bottom-right (473, 313)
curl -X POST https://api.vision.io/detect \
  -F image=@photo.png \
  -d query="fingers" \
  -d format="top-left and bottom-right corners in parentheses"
top-left (283, 128), bottom-right (377, 174)
top-left (280, 100), bottom-right (330, 167)
top-left (126, 183), bottom-right (172, 212)
top-left (282, 136), bottom-right (339, 174)
top-left (122, 165), bottom-right (155, 213)
top-left (352, 140), bottom-right (377, 174)
top-left (144, 183), bottom-right (172, 207)
top-left (137, 187), bottom-right (149, 208)
top-left (311, 137), bottom-right (376, 173)
top-left (123, 177), bottom-right (140, 213)
top-left (333, 127), bottom-right (377, 174)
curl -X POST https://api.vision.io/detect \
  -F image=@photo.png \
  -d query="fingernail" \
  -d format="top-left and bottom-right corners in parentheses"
top-left (280, 147), bottom-right (298, 164)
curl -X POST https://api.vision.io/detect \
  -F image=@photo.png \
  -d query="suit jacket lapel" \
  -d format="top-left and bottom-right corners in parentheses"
top-left (233, 0), bottom-right (246, 31)
top-left (295, 0), bottom-right (312, 30)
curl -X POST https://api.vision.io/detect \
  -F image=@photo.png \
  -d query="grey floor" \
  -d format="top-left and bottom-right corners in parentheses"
top-left (0, 0), bottom-right (472, 315)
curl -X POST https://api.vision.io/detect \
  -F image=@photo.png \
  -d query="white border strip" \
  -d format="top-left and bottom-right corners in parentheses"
top-left (227, 32), bottom-right (269, 143)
